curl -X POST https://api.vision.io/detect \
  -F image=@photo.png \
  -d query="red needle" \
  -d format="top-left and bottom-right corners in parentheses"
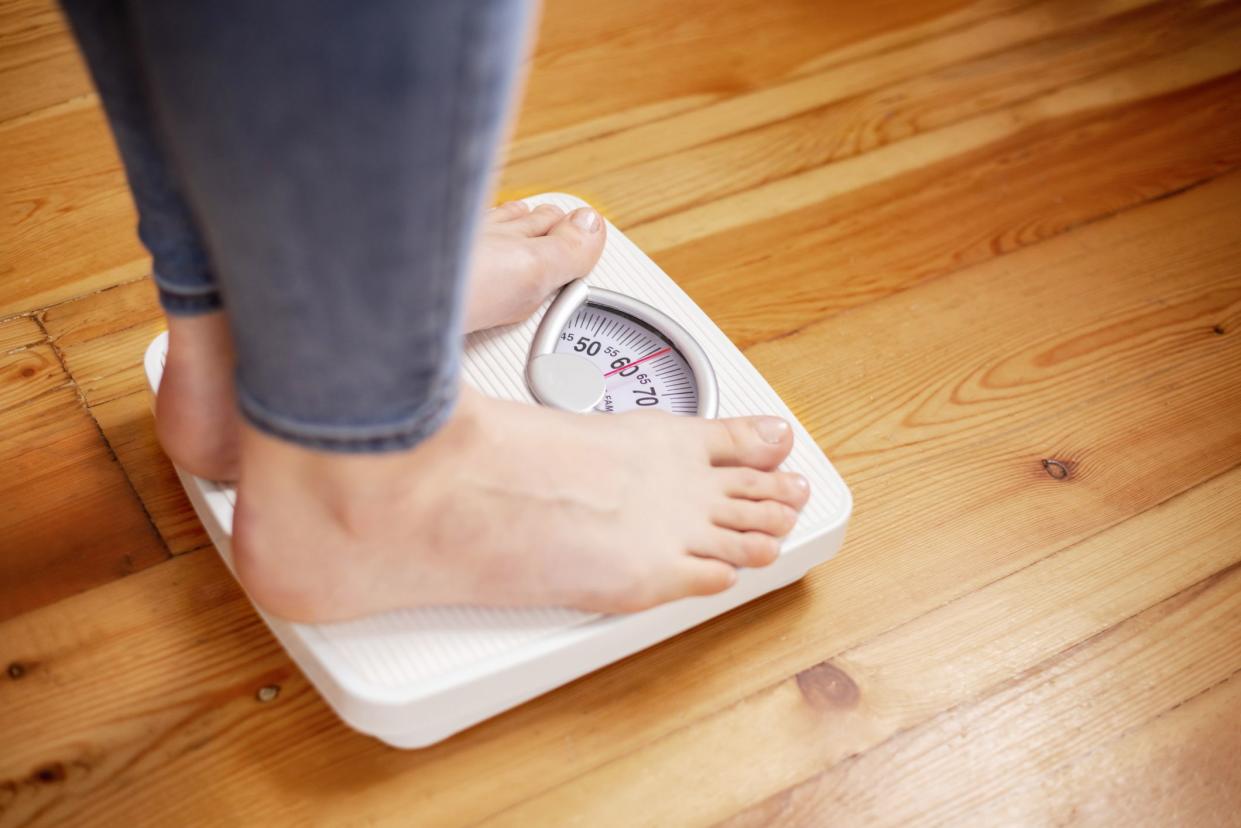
top-left (603, 346), bottom-right (672, 377)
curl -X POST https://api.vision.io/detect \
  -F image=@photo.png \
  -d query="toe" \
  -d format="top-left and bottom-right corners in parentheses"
top-left (506, 203), bottom-right (565, 237)
top-left (704, 416), bottom-right (794, 470)
top-left (486, 200), bottom-right (530, 222)
top-left (692, 528), bottom-right (781, 568)
top-left (674, 557), bottom-right (739, 598)
top-left (712, 497), bottom-right (799, 536)
top-left (720, 468), bottom-right (809, 508)
top-left (533, 207), bottom-right (607, 280)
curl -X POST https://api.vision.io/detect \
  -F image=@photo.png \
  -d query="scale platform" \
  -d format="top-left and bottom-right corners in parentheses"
top-left (143, 193), bottom-right (852, 748)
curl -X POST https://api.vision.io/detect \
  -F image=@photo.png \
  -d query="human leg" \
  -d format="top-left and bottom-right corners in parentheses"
top-left (61, 0), bottom-right (238, 480)
top-left (110, 0), bottom-right (808, 618)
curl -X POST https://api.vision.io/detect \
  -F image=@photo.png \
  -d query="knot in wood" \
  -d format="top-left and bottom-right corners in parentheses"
top-left (796, 661), bottom-right (860, 710)
top-left (1042, 458), bottom-right (1071, 480)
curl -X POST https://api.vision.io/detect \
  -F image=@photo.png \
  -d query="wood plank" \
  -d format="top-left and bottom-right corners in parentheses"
top-left (7, 0), bottom-right (1231, 337)
top-left (485, 465), bottom-right (1241, 826)
top-left (0, 314), bottom-right (41, 352)
top-left (723, 560), bottom-right (1241, 826)
top-left (589, 0), bottom-right (1241, 225)
top-left (38, 279), bottom-right (207, 554)
top-left (957, 670), bottom-right (1241, 827)
top-left (0, 96), bottom-right (147, 317)
top-left (0, 549), bottom-right (294, 827)
top-left (663, 70), bottom-right (1241, 349)
top-left (0, 316), bottom-right (166, 622)
top-left (39, 279), bottom-right (163, 408)
top-left (28, 5), bottom-right (1241, 562)
top-left (506, 0), bottom-right (1035, 165)
top-left (1, 165), bottom-right (1237, 827)
top-left (752, 173), bottom-right (1241, 476)
top-left (0, 0), bottom-right (981, 318)
top-left (35, 10), bottom-right (1241, 406)
top-left (0, 0), bottom-right (91, 123)
top-left (503, 0), bottom-right (1163, 194)
top-left (511, 1), bottom-right (1241, 351)
top-left (5, 1), bottom-right (1241, 823)
top-left (513, 0), bottom-right (981, 146)
top-left (90, 391), bottom-right (210, 555)
top-left (625, 21), bottom-right (1241, 255)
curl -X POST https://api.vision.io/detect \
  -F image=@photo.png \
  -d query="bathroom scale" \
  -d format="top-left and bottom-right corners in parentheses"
top-left (143, 192), bottom-right (852, 748)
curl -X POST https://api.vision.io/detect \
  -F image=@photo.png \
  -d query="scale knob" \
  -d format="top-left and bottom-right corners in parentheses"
top-left (527, 352), bottom-right (606, 413)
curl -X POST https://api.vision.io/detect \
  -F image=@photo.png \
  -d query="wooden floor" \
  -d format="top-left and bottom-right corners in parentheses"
top-left (3, 0), bottom-right (1240, 824)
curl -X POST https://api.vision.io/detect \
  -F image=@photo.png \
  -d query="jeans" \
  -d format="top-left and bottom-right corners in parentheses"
top-left (61, 0), bottom-right (532, 451)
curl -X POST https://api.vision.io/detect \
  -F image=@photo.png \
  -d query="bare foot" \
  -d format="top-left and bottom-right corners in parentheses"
top-left (231, 386), bottom-right (809, 621)
top-left (156, 201), bottom-right (605, 481)
top-left (156, 311), bottom-right (239, 481)
top-left (463, 200), bottom-right (606, 331)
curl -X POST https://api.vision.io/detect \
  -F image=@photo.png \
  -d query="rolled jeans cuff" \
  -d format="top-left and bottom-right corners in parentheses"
top-left (154, 272), bottom-right (223, 316)
top-left (236, 379), bottom-right (459, 453)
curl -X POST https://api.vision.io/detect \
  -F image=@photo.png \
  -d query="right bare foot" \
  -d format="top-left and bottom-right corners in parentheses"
top-left (231, 387), bottom-right (809, 621)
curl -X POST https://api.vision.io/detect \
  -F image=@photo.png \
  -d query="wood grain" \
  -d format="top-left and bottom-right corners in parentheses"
top-left (35, 280), bottom-right (209, 554)
top-left (2, 166), bottom-right (1238, 827)
top-left (89, 390), bottom-right (211, 555)
top-left (1, 98), bottom-right (147, 317)
top-left (0, 0), bottom-right (90, 122)
top-left (724, 557), bottom-right (1241, 827)
top-left (489, 466), bottom-right (1241, 826)
top-left (513, 0), bottom-right (982, 148)
top-left (0, 0), bottom-right (981, 319)
top-left (472, 170), bottom-right (1241, 827)
top-left (1, 0), bottom-right (1239, 824)
top-left (0, 316), bottom-right (166, 622)
top-left (664, 70), bottom-right (1241, 349)
top-left (39, 279), bottom-right (164, 408)
top-left (505, 0), bottom-right (1036, 165)
top-left (0, 314), bottom-right (41, 352)
top-left (503, 0), bottom-right (1176, 205)
top-left (955, 669), bottom-right (1241, 827)
top-left (626, 23), bottom-right (1241, 254)
top-left (509, 0), bottom-right (1241, 349)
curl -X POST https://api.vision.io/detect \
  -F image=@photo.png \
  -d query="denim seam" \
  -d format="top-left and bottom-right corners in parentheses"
top-left (153, 274), bottom-right (220, 296)
top-left (154, 270), bottom-right (221, 315)
top-left (158, 290), bottom-right (222, 316)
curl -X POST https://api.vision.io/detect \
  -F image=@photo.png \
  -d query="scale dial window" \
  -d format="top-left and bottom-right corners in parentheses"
top-left (553, 303), bottom-right (699, 415)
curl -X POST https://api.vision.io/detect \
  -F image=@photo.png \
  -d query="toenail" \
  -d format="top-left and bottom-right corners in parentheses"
top-left (755, 418), bottom-right (790, 444)
top-left (571, 208), bottom-right (600, 232)
top-left (793, 475), bottom-right (809, 491)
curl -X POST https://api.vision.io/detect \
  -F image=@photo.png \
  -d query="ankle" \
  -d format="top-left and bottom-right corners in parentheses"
top-left (231, 505), bottom-right (337, 622)
top-left (235, 395), bottom-right (475, 513)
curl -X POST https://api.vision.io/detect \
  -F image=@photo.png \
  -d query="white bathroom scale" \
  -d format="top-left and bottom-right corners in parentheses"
top-left (143, 193), bottom-right (852, 748)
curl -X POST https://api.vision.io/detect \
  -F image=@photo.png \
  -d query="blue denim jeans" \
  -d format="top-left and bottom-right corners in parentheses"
top-left (62, 0), bottom-right (532, 451)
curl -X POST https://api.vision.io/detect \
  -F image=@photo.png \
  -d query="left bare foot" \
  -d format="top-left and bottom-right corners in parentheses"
top-left (156, 310), bottom-right (240, 482)
top-left (463, 200), bottom-right (606, 331)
